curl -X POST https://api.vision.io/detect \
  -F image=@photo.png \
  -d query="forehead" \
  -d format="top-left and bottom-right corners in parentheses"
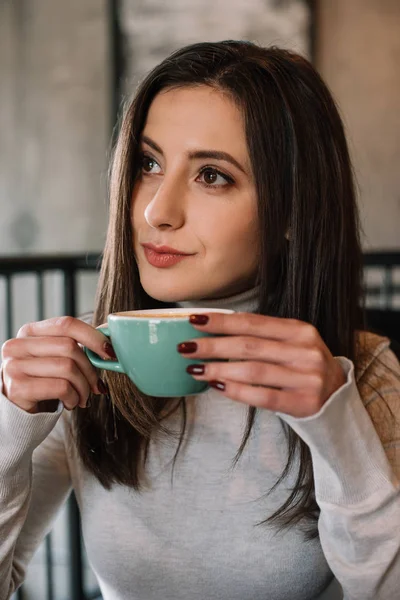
top-left (143, 86), bottom-right (249, 163)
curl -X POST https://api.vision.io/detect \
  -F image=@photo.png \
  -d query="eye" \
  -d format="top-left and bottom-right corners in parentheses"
top-left (198, 167), bottom-right (234, 188)
top-left (141, 154), bottom-right (162, 174)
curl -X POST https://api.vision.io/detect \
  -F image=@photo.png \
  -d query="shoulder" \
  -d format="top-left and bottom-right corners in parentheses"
top-left (355, 330), bottom-right (393, 379)
top-left (355, 330), bottom-right (400, 477)
top-left (355, 330), bottom-right (400, 408)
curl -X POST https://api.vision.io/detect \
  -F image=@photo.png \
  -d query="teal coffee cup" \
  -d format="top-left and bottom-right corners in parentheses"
top-left (85, 308), bottom-right (234, 397)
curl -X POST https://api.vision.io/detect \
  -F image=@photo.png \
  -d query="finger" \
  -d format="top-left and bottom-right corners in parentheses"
top-left (208, 380), bottom-right (314, 418)
top-left (2, 336), bottom-right (101, 394)
top-left (5, 357), bottom-right (91, 408)
top-left (4, 374), bottom-right (80, 412)
top-left (187, 360), bottom-right (313, 389)
top-left (179, 335), bottom-right (327, 369)
top-left (16, 317), bottom-right (113, 360)
top-left (189, 312), bottom-right (322, 345)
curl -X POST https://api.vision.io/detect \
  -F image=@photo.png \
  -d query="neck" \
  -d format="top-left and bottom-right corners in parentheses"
top-left (177, 285), bottom-right (259, 314)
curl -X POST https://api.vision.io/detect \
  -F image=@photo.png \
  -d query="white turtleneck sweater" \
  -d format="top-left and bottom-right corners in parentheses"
top-left (0, 287), bottom-right (400, 600)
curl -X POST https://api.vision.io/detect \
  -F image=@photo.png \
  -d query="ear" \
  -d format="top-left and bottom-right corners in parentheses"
top-left (284, 229), bottom-right (290, 240)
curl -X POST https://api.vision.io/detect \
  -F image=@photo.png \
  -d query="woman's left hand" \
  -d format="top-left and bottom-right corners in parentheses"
top-left (178, 312), bottom-right (346, 418)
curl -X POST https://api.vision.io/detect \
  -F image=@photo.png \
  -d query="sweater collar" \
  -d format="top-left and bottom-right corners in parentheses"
top-left (177, 285), bottom-right (259, 314)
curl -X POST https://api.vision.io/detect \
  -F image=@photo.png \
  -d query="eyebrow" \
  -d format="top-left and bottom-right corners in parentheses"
top-left (141, 135), bottom-right (247, 175)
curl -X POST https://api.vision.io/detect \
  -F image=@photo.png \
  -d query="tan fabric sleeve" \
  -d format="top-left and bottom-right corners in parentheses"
top-left (356, 332), bottom-right (400, 479)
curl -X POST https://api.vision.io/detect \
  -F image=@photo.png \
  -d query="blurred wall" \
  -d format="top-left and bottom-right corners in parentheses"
top-left (0, 0), bottom-right (311, 257)
top-left (1, 1), bottom-right (398, 256)
top-left (0, 0), bottom-right (110, 254)
top-left (316, 0), bottom-right (400, 249)
top-left (120, 0), bottom-right (310, 91)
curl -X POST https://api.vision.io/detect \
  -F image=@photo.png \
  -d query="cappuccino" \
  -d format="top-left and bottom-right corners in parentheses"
top-left (114, 308), bottom-right (232, 319)
top-left (115, 311), bottom-right (192, 319)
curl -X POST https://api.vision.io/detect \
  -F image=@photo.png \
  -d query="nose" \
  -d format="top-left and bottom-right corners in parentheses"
top-left (144, 178), bottom-right (186, 230)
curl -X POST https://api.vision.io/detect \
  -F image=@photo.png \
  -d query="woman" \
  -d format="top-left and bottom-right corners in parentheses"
top-left (1, 41), bottom-right (399, 600)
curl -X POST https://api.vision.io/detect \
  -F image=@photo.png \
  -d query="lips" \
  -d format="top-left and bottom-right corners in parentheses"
top-left (141, 243), bottom-right (194, 268)
top-left (142, 243), bottom-right (190, 255)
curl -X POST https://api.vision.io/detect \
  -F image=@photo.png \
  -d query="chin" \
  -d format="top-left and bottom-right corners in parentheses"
top-left (139, 275), bottom-right (211, 304)
top-left (140, 279), bottom-right (193, 304)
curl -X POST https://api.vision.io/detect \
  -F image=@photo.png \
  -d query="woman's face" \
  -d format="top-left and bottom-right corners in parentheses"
top-left (131, 85), bottom-right (259, 302)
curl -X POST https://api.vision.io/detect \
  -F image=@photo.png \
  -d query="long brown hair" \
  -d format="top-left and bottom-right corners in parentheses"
top-left (75, 41), bottom-right (364, 535)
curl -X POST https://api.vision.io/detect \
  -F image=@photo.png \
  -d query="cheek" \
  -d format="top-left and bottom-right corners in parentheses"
top-left (198, 204), bottom-right (259, 263)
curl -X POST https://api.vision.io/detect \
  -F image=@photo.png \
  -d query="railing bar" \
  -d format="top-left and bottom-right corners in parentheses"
top-left (68, 494), bottom-right (85, 600)
top-left (383, 266), bottom-right (394, 310)
top-left (45, 533), bottom-right (54, 600)
top-left (0, 253), bottom-right (100, 275)
top-left (63, 269), bottom-right (77, 317)
top-left (5, 275), bottom-right (13, 340)
top-left (363, 252), bottom-right (400, 266)
top-left (85, 589), bottom-right (102, 600)
top-left (365, 285), bottom-right (400, 294)
top-left (37, 271), bottom-right (45, 321)
top-left (16, 587), bottom-right (25, 600)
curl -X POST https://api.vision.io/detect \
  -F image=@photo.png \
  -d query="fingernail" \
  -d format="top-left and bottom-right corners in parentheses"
top-left (186, 364), bottom-right (205, 375)
top-left (177, 341), bottom-right (197, 354)
top-left (103, 342), bottom-right (117, 359)
top-left (189, 314), bottom-right (209, 325)
top-left (209, 380), bottom-right (225, 391)
top-left (97, 378), bottom-right (109, 395)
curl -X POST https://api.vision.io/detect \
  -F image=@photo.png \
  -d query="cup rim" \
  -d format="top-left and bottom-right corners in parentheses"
top-left (109, 308), bottom-right (235, 320)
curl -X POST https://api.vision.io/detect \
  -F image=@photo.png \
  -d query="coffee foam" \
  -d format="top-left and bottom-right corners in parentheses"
top-left (113, 308), bottom-right (234, 319)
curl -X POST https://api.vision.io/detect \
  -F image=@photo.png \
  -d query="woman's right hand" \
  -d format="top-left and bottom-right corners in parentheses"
top-left (1, 316), bottom-right (114, 414)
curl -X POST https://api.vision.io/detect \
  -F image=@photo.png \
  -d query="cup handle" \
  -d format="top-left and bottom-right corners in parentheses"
top-left (84, 326), bottom-right (125, 374)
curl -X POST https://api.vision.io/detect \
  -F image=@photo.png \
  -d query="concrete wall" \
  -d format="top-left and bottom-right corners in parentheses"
top-left (0, 0), bottom-right (110, 254)
top-left (316, 0), bottom-right (400, 249)
top-left (120, 0), bottom-right (311, 94)
top-left (0, 0), bottom-right (311, 254)
top-left (1, 0), bottom-right (398, 253)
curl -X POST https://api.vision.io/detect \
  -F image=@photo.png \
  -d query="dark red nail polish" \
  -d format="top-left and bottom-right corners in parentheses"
top-left (97, 378), bottom-right (109, 395)
top-left (186, 364), bottom-right (205, 375)
top-left (177, 341), bottom-right (197, 354)
top-left (104, 342), bottom-right (117, 359)
top-left (209, 380), bottom-right (226, 391)
top-left (189, 314), bottom-right (209, 325)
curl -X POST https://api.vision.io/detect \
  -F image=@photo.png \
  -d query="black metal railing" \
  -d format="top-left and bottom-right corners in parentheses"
top-left (363, 251), bottom-right (400, 348)
top-left (0, 254), bottom-right (100, 341)
top-left (0, 254), bottom-right (101, 600)
top-left (363, 251), bottom-right (400, 309)
top-left (1, 250), bottom-right (400, 600)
